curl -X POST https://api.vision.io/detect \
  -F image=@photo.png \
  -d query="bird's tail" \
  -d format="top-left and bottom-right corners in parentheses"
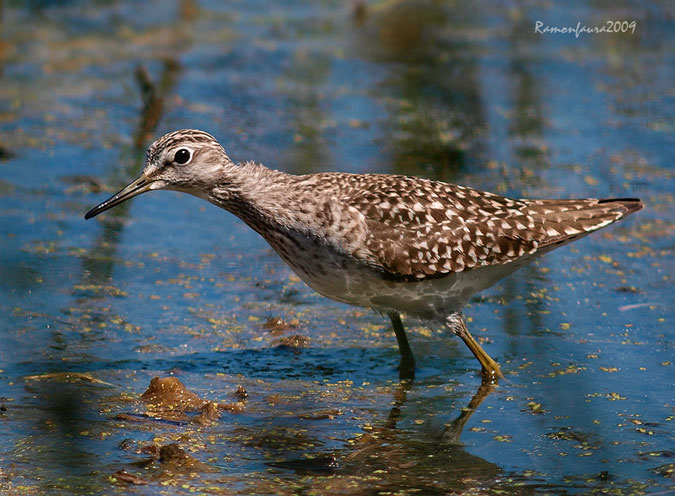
top-left (524, 197), bottom-right (643, 249)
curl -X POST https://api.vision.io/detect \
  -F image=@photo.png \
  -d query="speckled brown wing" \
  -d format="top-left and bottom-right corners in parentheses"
top-left (338, 174), bottom-right (642, 281)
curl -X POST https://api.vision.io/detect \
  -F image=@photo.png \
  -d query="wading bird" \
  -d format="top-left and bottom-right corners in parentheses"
top-left (85, 130), bottom-right (642, 380)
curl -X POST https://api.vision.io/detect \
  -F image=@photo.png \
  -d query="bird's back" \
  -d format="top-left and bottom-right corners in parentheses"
top-left (296, 172), bottom-right (641, 280)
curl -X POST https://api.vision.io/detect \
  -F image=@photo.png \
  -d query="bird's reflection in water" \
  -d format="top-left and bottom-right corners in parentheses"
top-left (439, 380), bottom-right (496, 445)
top-left (274, 379), bottom-right (520, 495)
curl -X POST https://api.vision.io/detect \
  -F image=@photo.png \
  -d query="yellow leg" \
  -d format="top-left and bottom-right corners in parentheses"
top-left (446, 313), bottom-right (503, 381)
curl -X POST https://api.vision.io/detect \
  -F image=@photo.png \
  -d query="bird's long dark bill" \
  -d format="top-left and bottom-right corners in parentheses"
top-left (84, 176), bottom-right (152, 219)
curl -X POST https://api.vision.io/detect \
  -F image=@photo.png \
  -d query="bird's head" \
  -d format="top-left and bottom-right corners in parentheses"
top-left (84, 129), bottom-right (234, 219)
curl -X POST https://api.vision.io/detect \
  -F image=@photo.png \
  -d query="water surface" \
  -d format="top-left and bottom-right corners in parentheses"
top-left (0, 1), bottom-right (673, 494)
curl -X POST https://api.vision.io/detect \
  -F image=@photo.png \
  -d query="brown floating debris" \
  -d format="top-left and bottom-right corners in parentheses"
top-left (140, 444), bottom-right (160, 457)
top-left (113, 413), bottom-right (186, 426)
top-left (262, 316), bottom-right (297, 335)
top-left (159, 443), bottom-right (217, 473)
top-left (138, 376), bottom-right (245, 422)
top-left (269, 455), bottom-right (339, 473)
top-left (298, 408), bottom-right (343, 420)
top-left (114, 413), bottom-right (150, 424)
top-left (615, 286), bottom-right (641, 293)
top-left (278, 334), bottom-right (310, 348)
top-left (219, 401), bottom-right (245, 413)
top-left (235, 385), bottom-right (248, 401)
top-left (112, 470), bottom-right (149, 485)
top-left (118, 439), bottom-right (135, 451)
top-left (194, 402), bottom-right (220, 424)
top-left (141, 376), bottom-right (207, 411)
top-left (24, 372), bottom-right (114, 386)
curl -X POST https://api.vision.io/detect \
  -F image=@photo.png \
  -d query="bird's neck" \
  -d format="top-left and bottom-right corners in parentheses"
top-left (202, 162), bottom-right (300, 236)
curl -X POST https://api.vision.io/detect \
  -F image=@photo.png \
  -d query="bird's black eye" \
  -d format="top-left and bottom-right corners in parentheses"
top-left (174, 148), bottom-right (191, 165)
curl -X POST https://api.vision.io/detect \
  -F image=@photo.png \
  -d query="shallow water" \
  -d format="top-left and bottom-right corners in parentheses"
top-left (0, 1), bottom-right (673, 494)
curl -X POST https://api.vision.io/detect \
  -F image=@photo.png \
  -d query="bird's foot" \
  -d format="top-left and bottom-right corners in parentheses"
top-left (480, 363), bottom-right (504, 384)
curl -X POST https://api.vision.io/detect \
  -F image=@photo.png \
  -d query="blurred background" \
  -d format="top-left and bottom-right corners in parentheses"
top-left (0, 0), bottom-right (672, 494)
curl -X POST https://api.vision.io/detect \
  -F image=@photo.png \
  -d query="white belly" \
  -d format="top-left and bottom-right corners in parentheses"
top-left (272, 234), bottom-right (525, 321)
